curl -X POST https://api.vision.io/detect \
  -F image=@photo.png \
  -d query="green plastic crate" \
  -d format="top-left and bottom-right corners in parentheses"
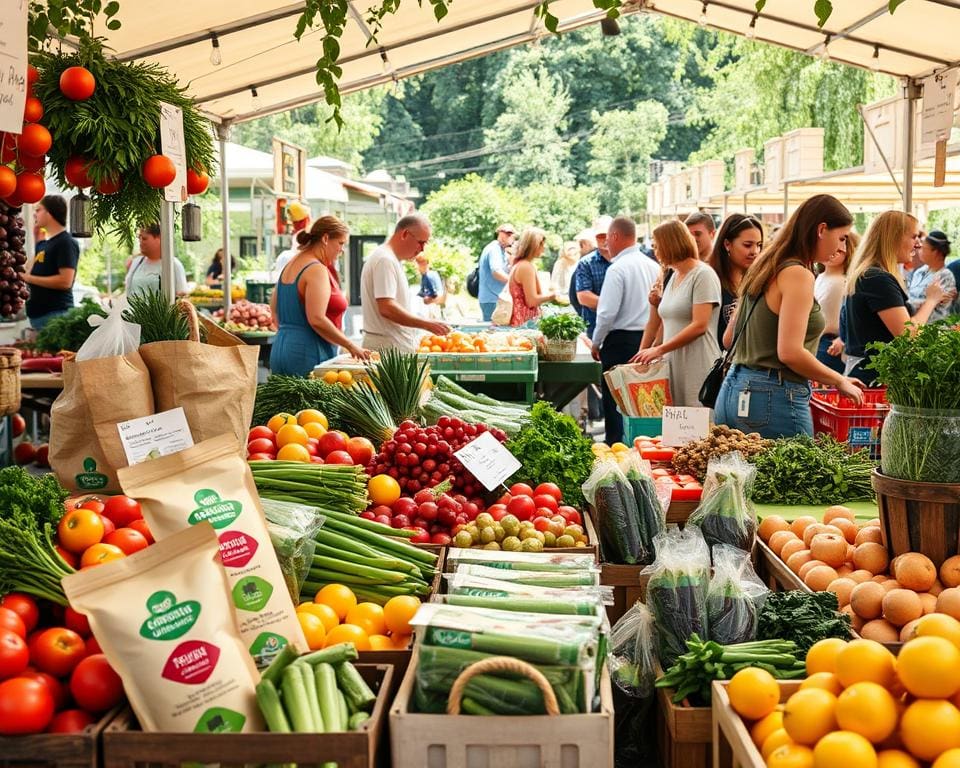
top-left (419, 351), bottom-right (537, 374)
top-left (245, 281), bottom-right (275, 305)
top-left (622, 414), bottom-right (662, 443)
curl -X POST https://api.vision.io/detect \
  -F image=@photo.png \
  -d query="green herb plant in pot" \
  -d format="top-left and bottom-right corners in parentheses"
top-left (537, 312), bottom-right (586, 362)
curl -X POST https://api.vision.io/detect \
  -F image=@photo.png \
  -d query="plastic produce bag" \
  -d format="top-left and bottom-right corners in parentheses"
top-left (582, 459), bottom-right (645, 565)
top-left (75, 297), bottom-right (141, 361)
top-left (446, 548), bottom-right (596, 572)
top-left (706, 544), bottom-right (769, 646)
top-left (261, 498), bottom-right (324, 604)
top-left (642, 525), bottom-right (710, 666)
top-left (687, 452), bottom-right (758, 554)
top-left (618, 452), bottom-right (667, 563)
top-left (450, 563), bottom-right (599, 587)
top-left (608, 602), bottom-right (659, 768)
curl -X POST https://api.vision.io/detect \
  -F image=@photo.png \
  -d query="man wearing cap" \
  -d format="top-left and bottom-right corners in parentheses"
top-left (23, 195), bottom-right (80, 330)
top-left (477, 224), bottom-right (515, 322)
top-left (273, 200), bottom-right (312, 278)
top-left (571, 215), bottom-right (614, 339)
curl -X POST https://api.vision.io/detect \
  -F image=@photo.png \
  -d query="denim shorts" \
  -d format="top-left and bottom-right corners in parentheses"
top-left (714, 364), bottom-right (813, 439)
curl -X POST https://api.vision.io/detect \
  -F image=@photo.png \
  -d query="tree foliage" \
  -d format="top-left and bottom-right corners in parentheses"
top-left (523, 184), bottom-right (599, 246)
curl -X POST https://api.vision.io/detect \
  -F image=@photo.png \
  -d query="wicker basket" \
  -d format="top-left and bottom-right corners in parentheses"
top-left (539, 337), bottom-right (577, 362)
top-left (0, 347), bottom-right (21, 416)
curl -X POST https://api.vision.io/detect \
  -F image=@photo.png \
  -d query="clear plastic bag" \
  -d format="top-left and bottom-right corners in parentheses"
top-left (706, 544), bottom-right (769, 646)
top-left (75, 297), bottom-right (141, 362)
top-left (446, 548), bottom-right (595, 571)
top-left (642, 525), bottom-right (711, 667)
top-left (687, 452), bottom-right (758, 555)
top-left (449, 563), bottom-right (599, 587)
top-left (582, 458), bottom-right (645, 565)
top-left (261, 498), bottom-right (324, 604)
top-left (617, 452), bottom-right (667, 565)
top-left (609, 601), bottom-right (657, 699)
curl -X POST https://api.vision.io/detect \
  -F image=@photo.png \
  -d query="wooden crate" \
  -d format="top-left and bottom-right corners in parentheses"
top-left (600, 562), bottom-right (649, 625)
top-left (713, 680), bottom-right (801, 768)
top-left (656, 685), bottom-right (711, 768)
top-left (0, 707), bottom-right (118, 768)
top-left (753, 540), bottom-right (808, 593)
top-left (389, 650), bottom-right (614, 768)
top-left (101, 664), bottom-right (393, 768)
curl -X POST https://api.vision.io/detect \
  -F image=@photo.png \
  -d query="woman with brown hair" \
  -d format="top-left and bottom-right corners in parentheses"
top-left (507, 227), bottom-right (555, 326)
top-left (707, 214), bottom-right (764, 346)
top-left (815, 231), bottom-right (858, 374)
top-left (270, 215), bottom-right (369, 376)
top-left (715, 194), bottom-right (864, 438)
top-left (632, 220), bottom-right (721, 407)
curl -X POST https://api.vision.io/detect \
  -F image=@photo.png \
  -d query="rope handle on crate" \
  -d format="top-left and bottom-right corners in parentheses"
top-left (446, 656), bottom-right (560, 716)
top-left (175, 299), bottom-right (202, 342)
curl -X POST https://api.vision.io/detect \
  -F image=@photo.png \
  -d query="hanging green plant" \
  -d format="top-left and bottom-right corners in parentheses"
top-left (31, 38), bottom-right (215, 246)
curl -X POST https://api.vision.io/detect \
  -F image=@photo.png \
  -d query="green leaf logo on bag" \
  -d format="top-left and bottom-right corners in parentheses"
top-left (187, 489), bottom-right (242, 529)
top-left (425, 627), bottom-right (472, 649)
top-left (231, 576), bottom-right (273, 612)
top-left (139, 590), bottom-right (201, 641)
top-left (248, 632), bottom-right (288, 667)
top-left (193, 707), bottom-right (246, 733)
top-left (75, 457), bottom-right (108, 490)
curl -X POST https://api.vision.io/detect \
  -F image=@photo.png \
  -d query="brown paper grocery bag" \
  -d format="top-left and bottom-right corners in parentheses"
top-left (49, 353), bottom-right (155, 493)
top-left (138, 301), bottom-right (258, 448)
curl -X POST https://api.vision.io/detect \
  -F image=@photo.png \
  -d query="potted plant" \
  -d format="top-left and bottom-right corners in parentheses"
top-left (537, 312), bottom-right (586, 362)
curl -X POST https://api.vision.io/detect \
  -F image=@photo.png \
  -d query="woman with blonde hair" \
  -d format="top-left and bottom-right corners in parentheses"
top-left (843, 211), bottom-right (953, 386)
top-left (270, 215), bottom-right (369, 375)
top-left (715, 194), bottom-right (864, 438)
top-left (815, 230), bottom-right (858, 374)
top-left (632, 220), bottom-right (721, 407)
top-left (507, 227), bottom-right (555, 326)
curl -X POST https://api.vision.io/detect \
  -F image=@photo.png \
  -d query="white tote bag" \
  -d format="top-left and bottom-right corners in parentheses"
top-left (490, 281), bottom-right (513, 326)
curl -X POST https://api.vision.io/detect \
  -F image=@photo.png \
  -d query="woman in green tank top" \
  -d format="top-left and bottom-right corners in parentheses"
top-left (714, 195), bottom-right (865, 438)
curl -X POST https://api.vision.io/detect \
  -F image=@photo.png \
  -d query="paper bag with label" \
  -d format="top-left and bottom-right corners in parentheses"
top-left (62, 523), bottom-right (264, 733)
top-left (137, 302), bottom-right (258, 448)
top-left (608, 362), bottom-right (671, 417)
top-left (118, 433), bottom-right (306, 666)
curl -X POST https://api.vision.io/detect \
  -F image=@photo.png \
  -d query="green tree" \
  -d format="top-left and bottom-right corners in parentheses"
top-left (522, 183), bottom-right (600, 245)
top-left (586, 101), bottom-right (669, 215)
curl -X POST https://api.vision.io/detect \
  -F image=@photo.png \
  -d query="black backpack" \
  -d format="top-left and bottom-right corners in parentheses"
top-left (466, 266), bottom-right (480, 298)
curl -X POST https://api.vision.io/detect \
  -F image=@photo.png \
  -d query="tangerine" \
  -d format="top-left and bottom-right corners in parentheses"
top-left (314, 584), bottom-right (358, 620)
top-left (277, 443), bottom-right (310, 462)
top-left (914, 613), bottom-right (960, 649)
top-left (762, 729), bottom-right (795, 760)
top-left (799, 672), bottom-right (843, 696)
top-left (812, 731), bottom-right (878, 768)
top-left (267, 412), bottom-right (297, 433)
top-left (323, 623), bottom-right (370, 651)
top-left (835, 639), bottom-right (896, 689)
top-left (383, 595), bottom-right (421, 636)
top-left (933, 750), bottom-right (960, 768)
top-left (276, 424), bottom-right (309, 447)
top-left (345, 603), bottom-right (387, 636)
top-left (727, 667), bottom-right (779, 720)
top-left (368, 475), bottom-right (401, 506)
top-left (806, 638), bottom-right (848, 676)
top-left (299, 601), bottom-right (339, 632)
top-left (876, 750), bottom-right (920, 768)
top-left (782, 688), bottom-right (837, 745)
top-left (751, 710), bottom-right (784, 748)
top-left (899, 699), bottom-right (960, 761)
top-left (367, 634), bottom-right (394, 651)
top-left (767, 744), bottom-right (814, 768)
top-left (303, 422), bottom-right (327, 440)
top-left (297, 612), bottom-right (326, 650)
top-left (296, 409), bottom-right (328, 428)
top-left (896, 635), bottom-right (960, 698)
top-left (835, 682), bottom-right (898, 744)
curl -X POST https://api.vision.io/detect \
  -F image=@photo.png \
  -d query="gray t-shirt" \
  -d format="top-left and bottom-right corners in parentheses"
top-left (125, 255), bottom-right (188, 297)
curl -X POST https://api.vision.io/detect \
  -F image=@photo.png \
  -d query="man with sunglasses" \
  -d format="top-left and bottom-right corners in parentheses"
top-left (361, 214), bottom-right (450, 351)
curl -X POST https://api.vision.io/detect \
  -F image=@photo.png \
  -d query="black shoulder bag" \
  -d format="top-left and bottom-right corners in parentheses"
top-left (698, 294), bottom-right (759, 408)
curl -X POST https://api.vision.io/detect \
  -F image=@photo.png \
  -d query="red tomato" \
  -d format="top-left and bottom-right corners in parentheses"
top-left (247, 452), bottom-right (275, 461)
top-left (17, 123), bottom-right (51, 158)
top-left (496, 492), bottom-right (512, 506)
top-left (0, 677), bottom-right (55, 734)
top-left (58, 508), bottom-right (105, 554)
top-left (70, 655), bottom-right (123, 713)
top-left (142, 154), bottom-right (176, 188)
top-left (0, 629), bottom-right (29, 679)
top-left (64, 155), bottom-right (94, 188)
top-left (317, 431), bottom-right (348, 457)
top-left (532, 494), bottom-right (559, 512)
top-left (47, 709), bottom-right (96, 734)
top-left (186, 168), bottom-right (209, 195)
top-left (26, 65), bottom-right (38, 86)
top-left (533, 482), bottom-right (563, 502)
top-left (248, 426), bottom-right (274, 442)
top-left (247, 437), bottom-right (275, 455)
top-left (32, 628), bottom-right (86, 677)
top-left (64, 608), bottom-right (90, 638)
top-left (392, 497), bottom-right (418, 517)
top-left (506, 495), bottom-right (536, 522)
top-left (0, 607), bottom-right (26, 639)
top-left (346, 437), bottom-right (375, 466)
top-left (430, 532), bottom-right (452, 545)
top-left (324, 450), bottom-right (354, 465)
top-left (59, 66), bottom-right (96, 101)
top-left (533, 507), bottom-right (553, 519)
top-left (55, 544), bottom-right (78, 569)
top-left (558, 506), bottom-right (582, 525)
top-left (103, 528), bottom-right (149, 557)
top-left (98, 515), bottom-right (115, 537)
top-left (0, 594), bottom-right (38, 632)
top-left (78, 499), bottom-right (105, 515)
top-left (101, 496), bottom-right (142, 528)
top-left (85, 636), bottom-right (101, 656)
top-left (128, 518), bottom-right (154, 544)
top-left (21, 671), bottom-right (67, 711)
top-left (22, 97), bottom-right (44, 124)
top-left (508, 483), bottom-right (534, 497)
top-left (304, 440), bottom-right (319, 457)
top-left (94, 175), bottom-right (120, 195)
top-left (533, 517), bottom-right (552, 532)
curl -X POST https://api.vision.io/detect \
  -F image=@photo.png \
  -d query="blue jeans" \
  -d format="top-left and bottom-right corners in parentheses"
top-left (29, 309), bottom-right (69, 330)
top-left (480, 302), bottom-right (497, 322)
top-left (715, 364), bottom-right (813, 438)
top-left (816, 334), bottom-right (844, 376)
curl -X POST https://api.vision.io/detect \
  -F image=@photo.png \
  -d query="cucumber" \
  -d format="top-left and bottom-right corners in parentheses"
top-left (295, 643), bottom-right (358, 667)
top-left (281, 665), bottom-right (315, 733)
top-left (255, 680), bottom-right (291, 733)
top-left (347, 711), bottom-right (370, 730)
top-left (315, 663), bottom-right (343, 732)
top-left (335, 661), bottom-right (378, 712)
top-left (259, 643), bottom-right (300, 685)
top-left (337, 689), bottom-right (349, 728)
top-left (301, 662), bottom-right (324, 732)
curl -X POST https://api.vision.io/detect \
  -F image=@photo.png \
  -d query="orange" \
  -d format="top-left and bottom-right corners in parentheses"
top-left (782, 688), bottom-right (837, 745)
top-left (751, 710), bottom-right (784, 748)
top-left (322, 370), bottom-right (339, 384)
top-left (267, 412), bottom-right (297, 433)
top-left (835, 640), bottom-right (896, 689)
top-left (799, 672), bottom-right (843, 696)
top-left (762, 729), bottom-right (794, 760)
top-left (790, 516), bottom-right (819, 538)
top-left (806, 637), bottom-right (848, 676)
top-left (303, 422), bottom-right (327, 440)
top-left (277, 443), bottom-right (311, 462)
top-left (895, 635), bottom-right (960, 698)
top-left (299, 602), bottom-right (339, 632)
top-left (767, 744), bottom-right (815, 768)
top-left (727, 667), bottom-right (779, 720)
top-left (367, 634), bottom-right (394, 651)
top-left (933, 749), bottom-right (960, 768)
top-left (337, 370), bottom-right (354, 386)
top-left (323, 623), bottom-right (370, 651)
top-left (835, 682), bottom-right (898, 744)
top-left (383, 595), bottom-right (421, 636)
top-left (314, 584), bottom-right (358, 620)
top-left (900, 699), bottom-right (960, 761)
top-left (368, 474), bottom-right (401, 506)
top-left (296, 409), bottom-right (328, 429)
top-left (276, 423), bottom-right (309, 447)
top-left (345, 602), bottom-right (387, 636)
top-left (812, 731), bottom-right (878, 768)
top-left (914, 613), bottom-right (960, 649)
top-left (297, 611), bottom-right (326, 650)
top-left (391, 633), bottom-right (412, 649)
top-left (876, 750), bottom-right (920, 768)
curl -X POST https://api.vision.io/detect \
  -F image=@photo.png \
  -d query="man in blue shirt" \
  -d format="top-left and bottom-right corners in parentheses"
top-left (416, 254), bottom-right (445, 318)
top-left (477, 223), bottom-right (515, 321)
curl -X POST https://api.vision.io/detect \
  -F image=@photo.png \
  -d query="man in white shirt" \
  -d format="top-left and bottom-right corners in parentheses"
top-left (361, 214), bottom-right (450, 351)
top-left (591, 216), bottom-right (660, 444)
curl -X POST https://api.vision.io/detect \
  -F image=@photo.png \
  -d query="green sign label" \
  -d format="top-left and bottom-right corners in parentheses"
top-left (139, 590), bottom-right (201, 641)
top-left (425, 627), bottom-right (472, 649)
top-left (75, 457), bottom-right (109, 490)
top-left (460, 588), bottom-right (509, 597)
top-left (187, 489), bottom-right (241, 529)
top-left (232, 576), bottom-right (273, 612)
top-left (193, 707), bottom-right (246, 733)
top-left (249, 632), bottom-right (288, 667)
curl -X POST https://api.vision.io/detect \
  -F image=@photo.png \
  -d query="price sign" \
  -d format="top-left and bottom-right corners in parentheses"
top-left (661, 406), bottom-right (710, 447)
top-left (159, 101), bottom-right (188, 202)
top-left (0, 2), bottom-right (29, 134)
top-left (921, 69), bottom-right (958, 147)
top-left (453, 431), bottom-right (522, 491)
top-left (118, 407), bottom-right (194, 465)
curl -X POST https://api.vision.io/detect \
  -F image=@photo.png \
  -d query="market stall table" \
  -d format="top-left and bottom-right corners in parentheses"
top-left (536, 353), bottom-right (601, 411)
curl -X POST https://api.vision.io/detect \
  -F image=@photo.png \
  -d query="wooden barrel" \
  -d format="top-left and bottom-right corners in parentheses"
top-left (873, 468), bottom-right (960, 568)
top-left (0, 347), bottom-right (21, 416)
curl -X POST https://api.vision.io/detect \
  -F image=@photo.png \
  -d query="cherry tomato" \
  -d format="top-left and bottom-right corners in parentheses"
top-left (0, 677), bottom-right (55, 734)
top-left (64, 607), bottom-right (91, 638)
top-left (103, 528), bottom-right (149, 556)
top-left (247, 452), bottom-right (276, 461)
top-left (80, 543), bottom-right (125, 569)
top-left (78, 499), bottom-right (105, 515)
top-left (325, 450), bottom-right (354, 465)
top-left (128, 518), bottom-right (154, 544)
top-left (0, 594), bottom-right (39, 632)
top-left (558, 506), bottom-right (582, 525)
top-left (31, 628), bottom-right (86, 677)
top-left (21, 671), bottom-right (67, 711)
top-left (533, 482), bottom-right (563, 502)
top-left (247, 438), bottom-right (276, 455)
top-left (0, 607), bottom-right (26, 639)
top-left (533, 507), bottom-right (553, 519)
top-left (533, 517), bottom-right (552, 532)
top-left (0, 628), bottom-right (29, 679)
top-left (47, 709), bottom-right (96, 733)
top-left (533, 494), bottom-right (559, 513)
top-left (507, 495), bottom-right (536, 522)
top-left (248, 426), bottom-right (274, 442)
top-left (508, 483), bottom-right (534, 497)
top-left (58, 508), bottom-right (105, 554)
top-left (70, 654), bottom-right (123, 713)
top-left (101, 495), bottom-right (142, 528)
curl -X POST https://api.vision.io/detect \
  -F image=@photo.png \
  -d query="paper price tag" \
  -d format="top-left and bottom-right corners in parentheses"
top-left (0, 3), bottom-right (29, 134)
top-left (453, 430), bottom-right (521, 491)
top-left (118, 407), bottom-right (194, 465)
top-left (661, 406), bottom-right (710, 447)
top-left (159, 101), bottom-right (188, 202)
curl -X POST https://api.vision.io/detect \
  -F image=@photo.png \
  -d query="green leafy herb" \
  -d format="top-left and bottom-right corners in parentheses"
top-left (34, 298), bottom-right (107, 353)
top-left (538, 312), bottom-right (587, 341)
top-left (122, 290), bottom-right (193, 345)
top-left (253, 375), bottom-right (343, 429)
top-left (332, 380), bottom-right (397, 445)
top-left (756, 591), bottom-right (851, 655)
top-left (365, 349), bottom-right (430, 424)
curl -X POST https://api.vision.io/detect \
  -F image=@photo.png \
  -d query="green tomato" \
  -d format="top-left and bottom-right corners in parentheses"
top-left (453, 530), bottom-right (474, 548)
top-left (502, 536), bottom-right (522, 551)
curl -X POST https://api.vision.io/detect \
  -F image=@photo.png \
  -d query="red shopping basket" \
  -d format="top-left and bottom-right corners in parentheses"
top-left (810, 388), bottom-right (889, 458)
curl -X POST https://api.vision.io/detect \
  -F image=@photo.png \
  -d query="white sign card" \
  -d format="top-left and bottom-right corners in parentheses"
top-left (0, 2), bottom-right (29, 134)
top-left (921, 69), bottom-right (958, 146)
top-left (661, 406), bottom-right (711, 447)
top-left (453, 430), bottom-right (522, 491)
top-left (159, 101), bottom-right (188, 202)
top-left (118, 407), bottom-right (194, 465)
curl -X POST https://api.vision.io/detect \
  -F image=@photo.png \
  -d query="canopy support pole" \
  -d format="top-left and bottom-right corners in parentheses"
top-left (217, 122), bottom-right (233, 319)
top-left (161, 201), bottom-right (176, 303)
top-left (903, 78), bottom-right (922, 214)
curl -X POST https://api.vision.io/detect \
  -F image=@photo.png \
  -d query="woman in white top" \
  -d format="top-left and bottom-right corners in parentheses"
top-left (906, 230), bottom-right (956, 323)
top-left (632, 220), bottom-right (721, 407)
top-left (124, 224), bottom-right (188, 297)
top-left (814, 231), bottom-right (857, 375)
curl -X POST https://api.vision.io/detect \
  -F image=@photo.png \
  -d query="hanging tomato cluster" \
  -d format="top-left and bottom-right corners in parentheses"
top-left (0, 66), bottom-right (51, 207)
